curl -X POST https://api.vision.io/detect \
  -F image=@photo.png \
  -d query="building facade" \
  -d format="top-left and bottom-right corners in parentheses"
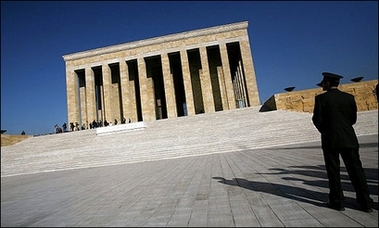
top-left (62, 21), bottom-right (260, 127)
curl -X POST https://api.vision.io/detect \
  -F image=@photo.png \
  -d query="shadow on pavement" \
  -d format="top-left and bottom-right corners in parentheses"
top-left (213, 164), bottom-right (378, 211)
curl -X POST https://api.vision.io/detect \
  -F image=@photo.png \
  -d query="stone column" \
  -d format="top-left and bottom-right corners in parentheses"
top-left (238, 61), bottom-right (248, 107)
top-left (199, 46), bottom-right (215, 113)
top-left (219, 42), bottom-right (236, 110)
top-left (85, 67), bottom-right (96, 124)
top-left (99, 83), bottom-right (105, 122)
top-left (239, 33), bottom-right (260, 106)
top-left (109, 67), bottom-right (121, 123)
top-left (161, 53), bottom-right (177, 118)
top-left (216, 66), bottom-right (227, 110)
top-left (180, 49), bottom-right (195, 116)
top-left (138, 57), bottom-right (155, 121)
top-left (102, 63), bottom-right (113, 123)
top-left (66, 68), bottom-right (80, 126)
top-left (79, 84), bottom-right (87, 128)
top-left (119, 60), bottom-right (136, 122)
top-left (233, 75), bottom-right (240, 107)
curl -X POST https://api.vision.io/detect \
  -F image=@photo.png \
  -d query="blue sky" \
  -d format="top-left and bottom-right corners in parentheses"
top-left (1, 1), bottom-right (378, 135)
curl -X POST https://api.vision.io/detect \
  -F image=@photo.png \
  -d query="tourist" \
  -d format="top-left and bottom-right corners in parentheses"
top-left (62, 122), bottom-right (67, 132)
top-left (75, 122), bottom-right (80, 131)
top-left (312, 72), bottom-right (373, 212)
top-left (55, 124), bottom-right (63, 133)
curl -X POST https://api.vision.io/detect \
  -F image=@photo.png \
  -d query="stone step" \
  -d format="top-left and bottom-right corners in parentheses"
top-left (1, 106), bottom-right (377, 177)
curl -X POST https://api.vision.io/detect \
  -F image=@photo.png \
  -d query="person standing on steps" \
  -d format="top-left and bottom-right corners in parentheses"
top-left (62, 122), bottom-right (67, 132)
top-left (312, 72), bottom-right (373, 213)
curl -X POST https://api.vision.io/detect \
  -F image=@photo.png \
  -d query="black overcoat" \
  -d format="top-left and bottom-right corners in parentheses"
top-left (312, 88), bottom-right (359, 149)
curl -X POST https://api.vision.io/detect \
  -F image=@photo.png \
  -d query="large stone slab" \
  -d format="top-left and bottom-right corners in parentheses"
top-left (96, 122), bottom-right (147, 136)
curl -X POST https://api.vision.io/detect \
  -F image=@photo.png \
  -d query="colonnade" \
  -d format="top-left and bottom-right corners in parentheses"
top-left (63, 21), bottom-right (260, 128)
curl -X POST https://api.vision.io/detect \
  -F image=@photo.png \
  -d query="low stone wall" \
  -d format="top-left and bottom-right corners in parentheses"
top-left (96, 122), bottom-right (147, 135)
top-left (261, 80), bottom-right (378, 113)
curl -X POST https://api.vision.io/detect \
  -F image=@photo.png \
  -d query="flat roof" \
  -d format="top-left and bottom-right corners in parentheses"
top-left (62, 21), bottom-right (248, 61)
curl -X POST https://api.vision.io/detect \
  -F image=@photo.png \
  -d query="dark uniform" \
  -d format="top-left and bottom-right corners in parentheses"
top-left (312, 72), bottom-right (373, 212)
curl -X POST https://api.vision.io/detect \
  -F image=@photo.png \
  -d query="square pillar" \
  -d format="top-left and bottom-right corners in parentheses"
top-left (102, 64), bottom-right (113, 122)
top-left (66, 68), bottom-right (80, 126)
top-left (79, 85), bottom-right (87, 128)
top-left (85, 67), bottom-right (96, 123)
top-left (138, 57), bottom-right (155, 121)
top-left (180, 49), bottom-right (195, 116)
top-left (216, 66), bottom-right (228, 110)
top-left (120, 60), bottom-right (138, 122)
top-left (219, 43), bottom-right (236, 110)
top-left (199, 46), bottom-right (215, 113)
top-left (239, 33), bottom-right (260, 106)
top-left (161, 53), bottom-right (177, 118)
top-left (238, 61), bottom-right (248, 107)
top-left (109, 68), bottom-right (121, 124)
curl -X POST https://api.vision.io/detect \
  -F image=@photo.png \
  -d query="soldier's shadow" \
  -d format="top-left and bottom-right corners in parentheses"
top-left (213, 176), bottom-right (327, 208)
top-left (213, 165), bottom-right (378, 211)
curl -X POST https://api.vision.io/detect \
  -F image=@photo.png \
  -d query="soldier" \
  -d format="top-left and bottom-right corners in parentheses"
top-left (312, 72), bottom-right (373, 212)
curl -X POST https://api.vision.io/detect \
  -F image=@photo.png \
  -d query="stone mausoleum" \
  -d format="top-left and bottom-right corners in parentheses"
top-left (62, 21), bottom-right (260, 127)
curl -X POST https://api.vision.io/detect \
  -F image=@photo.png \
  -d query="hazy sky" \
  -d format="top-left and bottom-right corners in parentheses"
top-left (1, 1), bottom-right (378, 135)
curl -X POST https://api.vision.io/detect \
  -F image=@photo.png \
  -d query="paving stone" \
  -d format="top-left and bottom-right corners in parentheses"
top-left (1, 107), bottom-right (377, 227)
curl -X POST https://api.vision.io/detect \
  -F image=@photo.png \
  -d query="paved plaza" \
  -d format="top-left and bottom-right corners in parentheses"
top-left (1, 134), bottom-right (377, 227)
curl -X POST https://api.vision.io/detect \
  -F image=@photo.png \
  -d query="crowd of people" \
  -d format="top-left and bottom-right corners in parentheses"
top-left (54, 117), bottom-right (132, 134)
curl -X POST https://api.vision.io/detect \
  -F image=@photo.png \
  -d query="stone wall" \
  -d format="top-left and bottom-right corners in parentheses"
top-left (260, 79), bottom-right (378, 112)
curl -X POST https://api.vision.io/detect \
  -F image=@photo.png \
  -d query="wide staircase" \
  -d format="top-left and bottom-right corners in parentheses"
top-left (1, 106), bottom-right (377, 177)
